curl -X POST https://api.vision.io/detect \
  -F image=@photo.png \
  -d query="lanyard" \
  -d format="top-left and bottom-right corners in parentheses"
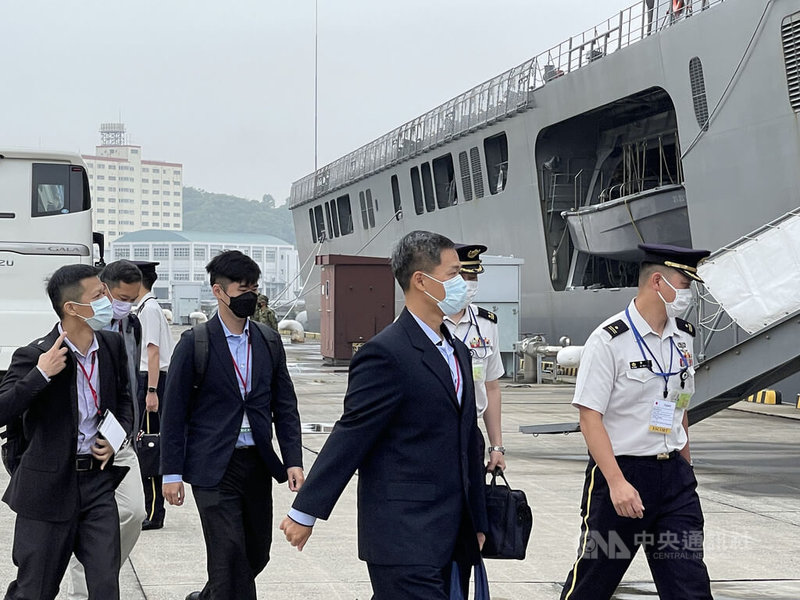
top-left (454, 353), bottom-right (461, 399)
top-left (625, 307), bottom-right (686, 398)
top-left (460, 307), bottom-right (488, 359)
top-left (230, 333), bottom-right (251, 400)
top-left (76, 352), bottom-right (101, 415)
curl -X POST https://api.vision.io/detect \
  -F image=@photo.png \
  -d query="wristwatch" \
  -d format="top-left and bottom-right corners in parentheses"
top-left (488, 445), bottom-right (506, 455)
top-left (147, 386), bottom-right (157, 393)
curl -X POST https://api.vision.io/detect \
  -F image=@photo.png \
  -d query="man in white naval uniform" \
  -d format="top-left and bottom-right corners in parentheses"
top-left (444, 243), bottom-right (506, 472)
top-left (560, 243), bottom-right (713, 600)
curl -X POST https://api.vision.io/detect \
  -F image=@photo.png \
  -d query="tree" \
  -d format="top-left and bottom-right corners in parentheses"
top-left (262, 193), bottom-right (276, 209)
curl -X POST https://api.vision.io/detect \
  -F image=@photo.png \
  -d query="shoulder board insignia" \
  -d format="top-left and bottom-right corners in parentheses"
top-left (477, 307), bottom-right (497, 323)
top-left (675, 318), bottom-right (696, 337)
top-left (603, 319), bottom-right (629, 339)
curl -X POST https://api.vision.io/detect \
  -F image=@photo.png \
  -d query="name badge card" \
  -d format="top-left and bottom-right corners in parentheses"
top-left (649, 399), bottom-right (675, 434)
top-left (666, 389), bottom-right (692, 410)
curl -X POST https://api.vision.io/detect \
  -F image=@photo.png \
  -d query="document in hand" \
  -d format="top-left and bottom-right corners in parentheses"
top-left (98, 410), bottom-right (127, 453)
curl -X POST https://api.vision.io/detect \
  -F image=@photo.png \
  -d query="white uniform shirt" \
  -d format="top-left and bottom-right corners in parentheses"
top-left (136, 291), bottom-right (175, 372)
top-left (572, 299), bottom-right (696, 456)
top-left (443, 304), bottom-right (504, 417)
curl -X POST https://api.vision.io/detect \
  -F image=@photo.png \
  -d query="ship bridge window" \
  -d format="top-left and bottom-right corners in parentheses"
top-left (410, 166), bottom-right (424, 215)
top-left (484, 133), bottom-right (508, 195)
top-left (469, 147), bottom-right (485, 199)
top-left (359, 192), bottom-right (368, 229)
top-left (313, 205), bottom-right (326, 241)
top-left (433, 153), bottom-right (457, 209)
top-left (327, 200), bottom-right (340, 237)
top-left (324, 202), bottom-right (335, 237)
top-left (391, 175), bottom-right (403, 220)
top-left (365, 189), bottom-right (376, 227)
top-left (336, 194), bottom-right (354, 235)
top-left (421, 162), bottom-right (435, 212)
top-left (458, 151), bottom-right (473, 202)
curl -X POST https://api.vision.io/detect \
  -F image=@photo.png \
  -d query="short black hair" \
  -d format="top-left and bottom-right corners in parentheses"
top-left (206, 250), bottom-right (261, 287)
top-left (47, 264), bottom-right (100, 318)
top-left (391, 230), bottom-right (455, 291)
top-left (100, 260), bottom-right (143, 288)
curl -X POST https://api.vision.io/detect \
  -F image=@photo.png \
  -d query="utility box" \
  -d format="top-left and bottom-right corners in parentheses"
top-left (472, 255), bottom-right (524, 377)
top-left (172, 283), bottom-right (202, 325)
top-left (317, 254), bottom-right (395, 363)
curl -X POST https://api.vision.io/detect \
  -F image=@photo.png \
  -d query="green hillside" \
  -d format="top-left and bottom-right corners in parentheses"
top-left (182, 187), bottom-right (296, 245)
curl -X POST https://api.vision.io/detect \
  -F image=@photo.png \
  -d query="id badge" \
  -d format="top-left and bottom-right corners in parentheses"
top-left (666, 389), bottom-right (692, 410)
top-left (649, 398), bottom-right (676, 434)
top-left (472, 362), bottom-right (485, 383)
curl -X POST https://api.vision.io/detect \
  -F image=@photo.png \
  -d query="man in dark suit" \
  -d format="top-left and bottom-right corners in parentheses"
top-left (280, 230), bottom-right (488, 600)
top-left (161, 250), bottom-right (304, 600)
top-left (0, 264), bottom-right (134, 600)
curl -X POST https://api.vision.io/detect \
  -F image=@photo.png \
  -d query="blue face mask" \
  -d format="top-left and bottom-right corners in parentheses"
top-left (423, 273), bottom-right (469, 315)
top-left (72, 296), bottom-right (114, 331)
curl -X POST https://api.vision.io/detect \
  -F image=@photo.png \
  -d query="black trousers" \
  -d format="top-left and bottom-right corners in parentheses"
top-left (560, 454), bottom-right (713, 600)
top-left (4, 470), bottom-right (121, 600)
top-left (192, 447), bottom-right (273, 600)
top-left (137, 371), bottom-right (166, 522)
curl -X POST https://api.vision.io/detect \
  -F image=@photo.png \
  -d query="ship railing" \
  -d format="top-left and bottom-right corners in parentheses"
top-left (290, 0), bottom-right (724, 209)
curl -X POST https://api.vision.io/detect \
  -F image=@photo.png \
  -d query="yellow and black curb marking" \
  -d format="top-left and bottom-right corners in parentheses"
top-left (541, 361), bottom-right (578, 377)
top-left (744, 389), bottom-right (782, 405)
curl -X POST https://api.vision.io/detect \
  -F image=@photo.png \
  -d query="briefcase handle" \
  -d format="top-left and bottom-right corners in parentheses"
top-left (487, 466), bottom-right (513, 490)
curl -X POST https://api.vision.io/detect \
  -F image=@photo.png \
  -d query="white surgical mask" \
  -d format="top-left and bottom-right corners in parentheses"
top-left (464, 280), bottom-right (479, 306)
top-left (111, 297), bottom-right (133, 321)
top-left (422, 273), bottom-right (469, 315)
top-left (71, 296), bottom-right (114, 331)
top-left (658, 277), bottom-right (693, 318)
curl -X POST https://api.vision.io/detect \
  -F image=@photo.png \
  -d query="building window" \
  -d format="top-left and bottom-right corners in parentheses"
top-left (163, 201), bottom-right (171, 206)
top-left (153, 190), bottom-right (160, 195)
top-left (153, 246), bottom-right (169, 258)
top-left (142, 178), bottom-right (149, 183)
top-left (174, 272), bottom-right (190, 281)
top-left (194, 247), bottom-right (206, 260)
top-left (142, 222), bottom-right (149, 227)
top-left (97, 175), bottom-right (105, 180)
top-left (193, 273), bottom-right (205, 282)
top-left (153, 179), bottom-right (160, 184)
top-left (266, 249), bottom-right (276, 262)
top-left (97, 208), bottom-right (105, 213)
top-left (98, 164), bottom-right (105, 169)
top-left (152, 168), bottom-right (160, 173)
top-left (134, 246), bottom-right (150, 259)
top-left (173, 246), bottom-right (189, 258)
top-left (115, 247), bottom-right (130, 258)
top-left (97, 219), bottom-right (105, 224)
top-left (433, 153), bottom-right (457, 208)
top-left (142, 168), bottom-right (149, 173)
top-left (108, 165), bottom-right (116, 170)
top-left (131, 149), bottom-right (139, 154)
top-left (253, 248), bottom-right (263, 261)
top-left (173, 191), bottom-right (181, 196)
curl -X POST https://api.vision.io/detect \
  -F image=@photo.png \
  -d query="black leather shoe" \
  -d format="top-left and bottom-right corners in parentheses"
top-left (184, 593), bottom-right (201, 600)
top-left (141, 518), bottom-right (164, 531)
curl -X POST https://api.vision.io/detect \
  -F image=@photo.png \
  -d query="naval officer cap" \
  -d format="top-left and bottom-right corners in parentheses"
top-left (131, 261), bottom-right (160, 279)
top-left (455, 243), bottom-right (488, 274)
top-left (638, 243), bottom-right (710, 283)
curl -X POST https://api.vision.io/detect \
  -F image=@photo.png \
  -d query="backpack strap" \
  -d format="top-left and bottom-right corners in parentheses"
top-left (193, 321), bottom-right (210, 392)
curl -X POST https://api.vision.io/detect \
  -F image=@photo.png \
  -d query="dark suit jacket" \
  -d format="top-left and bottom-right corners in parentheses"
top-left (292, 308), bottom-right (489, 567)
top-left (161, 315), bottom-right (303, 487)
top-left (0, 326), bottom-right (133, 522)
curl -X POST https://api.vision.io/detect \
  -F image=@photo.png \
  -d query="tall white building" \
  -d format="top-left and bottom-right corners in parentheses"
top-left (109, 230), bottom-right (301, 317)
top-left (83, 123), bottom-right (183, 244)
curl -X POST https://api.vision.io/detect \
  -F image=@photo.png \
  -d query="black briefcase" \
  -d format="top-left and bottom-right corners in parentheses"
top-left (481, 468), bottom-right (533, 560)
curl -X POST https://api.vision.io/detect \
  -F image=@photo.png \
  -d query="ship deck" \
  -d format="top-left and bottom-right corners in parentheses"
top-left (3, 338), bottom-right (798, 599)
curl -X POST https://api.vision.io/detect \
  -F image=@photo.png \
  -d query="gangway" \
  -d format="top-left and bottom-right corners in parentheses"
top-left (521, 206), bottom-right (800, 436)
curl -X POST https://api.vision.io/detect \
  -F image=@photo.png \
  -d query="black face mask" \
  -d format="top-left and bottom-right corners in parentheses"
top-left (226, 290), bottom-right (258, 318)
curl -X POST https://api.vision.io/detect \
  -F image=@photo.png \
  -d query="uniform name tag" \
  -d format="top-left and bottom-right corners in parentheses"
top-left (472, 362), bottom-right (485, 383)
top-left (649, 398), bottom-right (675, 434)
top-left (630, 360), bottom-right (652, 370)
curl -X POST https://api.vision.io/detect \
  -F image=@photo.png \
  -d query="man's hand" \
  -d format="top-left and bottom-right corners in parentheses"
top-left (280, 516), bottom-right (313, 551)
top-left (145, 390), bottom-right (159, 413)
top-left (164, 482), bottom-right (185, 506)
top-left (477, 532), bottom-right (486, 551)
top-left (609, 479), bottom-right (645, 518)
top-left (287, 467), bottom-right (305, 492)
top-left (486, 451), bottom-right (506, 472)
top-left (91, 438), bottom-right (114, 469)
top-left (37, 331), bottom-right (68, 378)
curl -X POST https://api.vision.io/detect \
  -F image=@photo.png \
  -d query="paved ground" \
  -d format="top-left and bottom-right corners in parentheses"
top-left (1, 340), bottom-right (800, 599)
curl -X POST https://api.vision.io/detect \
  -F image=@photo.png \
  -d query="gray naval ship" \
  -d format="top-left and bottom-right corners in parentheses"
top-left (288, 0), bottom-right (800, 370)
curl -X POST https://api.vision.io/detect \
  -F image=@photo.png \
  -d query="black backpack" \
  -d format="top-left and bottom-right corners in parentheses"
top-left (191, 320), bottom-right (280, 392)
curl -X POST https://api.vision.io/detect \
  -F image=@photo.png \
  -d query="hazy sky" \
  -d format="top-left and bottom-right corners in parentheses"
top-left (2, 0), bottom-right (627, 203)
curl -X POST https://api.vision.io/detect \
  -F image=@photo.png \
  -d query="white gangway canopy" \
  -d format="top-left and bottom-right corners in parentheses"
top-left (698, 207), bottom-right (800, 335)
